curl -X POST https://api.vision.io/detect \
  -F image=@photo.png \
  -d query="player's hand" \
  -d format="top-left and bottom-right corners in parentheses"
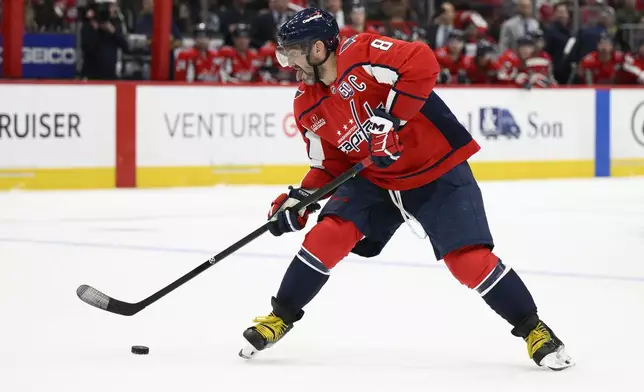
top-left (366, 108), bottom-right (403, 169)
top-left (267, 186), bottom-right (320, 236)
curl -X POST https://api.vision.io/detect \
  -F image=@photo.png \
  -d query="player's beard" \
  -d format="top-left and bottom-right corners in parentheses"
top-left (296, 67), bottom-right (316, 85)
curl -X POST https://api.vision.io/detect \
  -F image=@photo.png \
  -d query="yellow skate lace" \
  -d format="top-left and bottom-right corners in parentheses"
top-left (252, 314), bottom-right (288, 343)
top-left (526, 322), bottom-right (551, 358)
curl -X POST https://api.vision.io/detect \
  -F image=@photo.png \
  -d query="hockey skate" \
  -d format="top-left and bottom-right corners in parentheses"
top-left (239, 297), bottom-right (303, 359)
top-left (512, 315), bottom-right (575, 370)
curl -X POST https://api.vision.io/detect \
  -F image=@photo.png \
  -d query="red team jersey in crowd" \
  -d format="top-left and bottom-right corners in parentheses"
top-left (175, 47), bottom-right (220, 82)
top-left (217, 46), bottom-right (264, 82)
top-left (339, 25), bottom-right (380, 41)
top-left (435, 47), bottom-right (467, 81)
top-left (622, 53), bottom-right (644, 84)
top-left (294, 34), bottom-right (479, 191)
top-left (579, 51), bottom-right (624, 84)
top-left (497, 49), bottom-right (553, 87)
top-left (462, 56), bottom-right (501, 84)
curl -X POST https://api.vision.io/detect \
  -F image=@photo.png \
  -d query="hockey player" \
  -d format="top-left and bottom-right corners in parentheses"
top-left (217, 23), bottom-right (264, 82)
top-left (461, 40), bottom-right (501, 84)
top-left (435, 30), bottom-right (468, 84)
top-left (622, 42), bottom-right (644, 84)
top-left (498, 35), bottom-right (554, 88)
top-left (175, 23), bottom-right (219, 82)
top-left (578, 33), bottom-right (624, 85)
top-left (240, 8), bottom-right (574, 371)
top-left (529, 29), bottom-right (557, 85)
top-left (338, 1), bottom-right (378, 41)
top-left (456, 11), bottom-right (494, 57)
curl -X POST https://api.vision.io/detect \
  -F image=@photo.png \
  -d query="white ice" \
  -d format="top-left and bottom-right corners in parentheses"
top-left (1, 178), bottom-right (644, 392)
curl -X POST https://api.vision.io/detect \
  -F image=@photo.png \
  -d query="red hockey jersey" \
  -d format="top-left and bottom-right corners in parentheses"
top-left (462, 55), bottom-right (500, 84)
top-left (622, 53), bottom-right (644, 84)
top-left (217, 46), bottom-right (264, 82)
top-left (579, 50), bottom-right (624, 84)
top-left (435, 47), bottom-right (468, 82)
top-left (175, 47), bottom-right (219, 82)
top-left (498, 50), bottom-right (554, 87)
top-left (294, 34), bottom-right (479, 191)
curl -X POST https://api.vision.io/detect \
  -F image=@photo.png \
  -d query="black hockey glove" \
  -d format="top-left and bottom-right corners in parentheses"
top-left (267, 186), bottom-right (320, 236)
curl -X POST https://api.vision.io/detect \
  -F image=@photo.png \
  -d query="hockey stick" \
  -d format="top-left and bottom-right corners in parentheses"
top-left (76, 157), bottom-right (372, 316)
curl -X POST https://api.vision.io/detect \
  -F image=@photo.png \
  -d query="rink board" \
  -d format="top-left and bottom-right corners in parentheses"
top-left (135, 86), bottom-right (596, 187)
top-left (609, 89), bottom-right (644, 177)
top-left (0, 84), bottom-right (116, 190)
top-left (0, 83), bottom-right (640, 190)
top-left (136, 161), bottom-right (594, 188)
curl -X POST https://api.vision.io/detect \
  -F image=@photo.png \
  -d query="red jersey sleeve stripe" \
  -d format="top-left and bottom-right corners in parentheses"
top-left (391, 87), bottom-right (426, 101)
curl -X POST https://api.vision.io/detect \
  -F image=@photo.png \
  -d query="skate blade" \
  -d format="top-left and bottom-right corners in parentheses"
top-left (239, 344), bottom-right (259, 360)
top-left (540, 346), bottom-right (575, 371)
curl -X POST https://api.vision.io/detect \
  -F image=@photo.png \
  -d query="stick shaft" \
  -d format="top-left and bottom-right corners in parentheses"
top-left (136, 158), bottom-right (372, 310)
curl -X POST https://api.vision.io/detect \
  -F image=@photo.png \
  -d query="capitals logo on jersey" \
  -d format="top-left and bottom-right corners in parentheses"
top-left (479, 107), bottom-right (521, 139)
top-left (336, 100), bottom-right (386, 153)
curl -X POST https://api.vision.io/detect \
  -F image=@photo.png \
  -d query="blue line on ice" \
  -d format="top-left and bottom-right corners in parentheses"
top-left (1, 236), bottom-right (642, 283)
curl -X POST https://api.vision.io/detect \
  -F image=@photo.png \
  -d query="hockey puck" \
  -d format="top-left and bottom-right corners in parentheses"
top-left (131, 345), bottom-right (149, 355)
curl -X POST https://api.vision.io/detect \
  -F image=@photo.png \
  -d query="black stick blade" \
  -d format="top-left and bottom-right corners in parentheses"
top-left (76, 285), bottom-right (142, 316)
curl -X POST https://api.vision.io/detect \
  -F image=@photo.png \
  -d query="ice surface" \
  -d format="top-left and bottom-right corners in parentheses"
top-left (1, 178), bottom-right (644, 392)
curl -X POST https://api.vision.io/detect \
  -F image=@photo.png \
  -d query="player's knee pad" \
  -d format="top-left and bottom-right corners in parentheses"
top-left (301, 215), bottom-right (363, 270)
top-left (443, 245), bottom-right (500, 290)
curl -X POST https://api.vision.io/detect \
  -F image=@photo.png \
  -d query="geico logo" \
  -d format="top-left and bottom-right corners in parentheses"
top-left (0, 47), bottom-right (76, 65)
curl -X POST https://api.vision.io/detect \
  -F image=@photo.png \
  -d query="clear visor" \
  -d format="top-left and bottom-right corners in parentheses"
top-left (276, 45), bottom-right (307, 67)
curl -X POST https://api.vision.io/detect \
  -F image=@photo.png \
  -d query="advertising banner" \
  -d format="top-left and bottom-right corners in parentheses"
top-left (137, 85), bottom-right (305, 167)
top-left (136, 86), bottom-right (598, 184)
top-left (435, 89), bottom-right (596, 162)
top-left (0, 85), bottom-right (116, 189)
top-left (0, 34), bottom-right (77, 79)
top-left (610, 89), bottom-right (644, 176)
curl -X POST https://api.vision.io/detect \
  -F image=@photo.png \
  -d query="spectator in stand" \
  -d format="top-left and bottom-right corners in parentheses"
top-left (529, 28), bottom-right (558, 85)
top-left (251, 0), bottom-right (295, 47)
top-left (218, 23), bottom-right (264, 82)
top-left (338, 1), bottom-right (378, 41)
top-left (134, 0), bottom-right (183, 40)
top-left (368, 0), bottom-right (422, 42)
top-left (174, 1), bottom-right (194, 34)
top-left (31, 0), bottom-right (77, 32)
top-left (498, 35), bottom-right (554, 88)
top-left (426, 2), bottom-right (456, 49)
top-left (580, 0), bottom-right (610, 28)
top-left (460, 13), bottom-right (496, 57)
top-left (218, 0), bottom-right (256, 47)
top-left (435, 29), bottom-right (468, 84)
top-left (622, 42), bottom-right (644, 84)
top-left (134, 0), bottom-right (183, 78)
top-left (578, 33), bottom-right (624, 84)
top-left (175, 22), bottom-right (220, 82)
top-left (323, 0), bottom-right (345, 28)
top-left (498, 0), bottom-right (540, 53)
top-left (545, 2), bottom-right (573, 84)
top-left (462, 39), bottom-right (501, 84)
top-left (616, 0), bottom-right (642, 25)
top-left (572, 7), bottom-right (616, 64)
top-left (530, 28), bottom-right (556, 82)
top-left (80, 0), bottom-right (128, 80)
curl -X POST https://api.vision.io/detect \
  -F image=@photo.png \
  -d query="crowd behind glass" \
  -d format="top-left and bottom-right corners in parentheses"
top-left (5, 0), bottom-right (644, 86)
